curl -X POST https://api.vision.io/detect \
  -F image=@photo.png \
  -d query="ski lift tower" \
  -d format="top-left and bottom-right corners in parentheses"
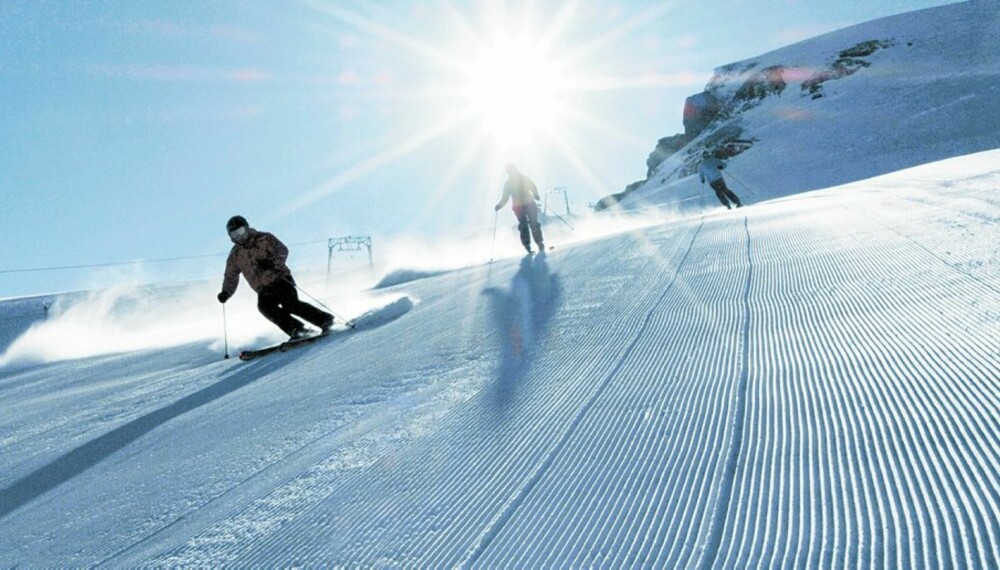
top-left (543, 186), bottom-right (571, 217)
top-left (327, 236), bottom-right (373, 279)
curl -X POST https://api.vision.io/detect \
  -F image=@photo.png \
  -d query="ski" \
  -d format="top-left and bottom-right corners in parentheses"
top-left (238, 331), bottom-right (330, 361)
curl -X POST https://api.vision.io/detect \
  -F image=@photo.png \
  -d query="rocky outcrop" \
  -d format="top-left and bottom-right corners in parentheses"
top-left (635, 90), bottom-right (729, 176)
top-left (597, 38), bottom-right (894, 210)
top-left (802, 40), bottom-right (893, 99)
top-left (645, 134), bottom-right (691, 178)
top-left (639, 64), bottom-right (786, 182)
top-left (594, 180), bottom-right (644, 211)
top-left (730, 65), bottom-right (787, 111)
top-left (683, 91), bottom-right (723, 137)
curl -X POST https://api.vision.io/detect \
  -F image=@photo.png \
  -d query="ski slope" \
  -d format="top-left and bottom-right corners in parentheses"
top-left (1, 150), bottom-right (998, 566)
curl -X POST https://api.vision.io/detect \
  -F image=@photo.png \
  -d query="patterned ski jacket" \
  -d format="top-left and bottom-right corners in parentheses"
top-left (698, 157), bottom-right (726, 184)
top-left (498, 172), bottom-right (540, 208)
top-left (221, 229), bottom-right (293, 296)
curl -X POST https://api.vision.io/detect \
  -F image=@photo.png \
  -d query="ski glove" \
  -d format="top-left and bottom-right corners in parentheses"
top-left (494, 203), bottom-right (502, 211)
top-left (256, 258), bottom-right (275, 271)
top-left (217, 291), bottom-right (231, 304)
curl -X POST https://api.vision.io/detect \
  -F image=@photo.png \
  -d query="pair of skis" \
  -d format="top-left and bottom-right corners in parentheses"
top-left (238, 330), bottom-right (332, 361)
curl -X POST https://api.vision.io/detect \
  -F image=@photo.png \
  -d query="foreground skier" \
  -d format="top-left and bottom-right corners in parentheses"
top-left (495, 163), bottom-right (545, 254)
top-left (217, 215), bottom-right (333, 339)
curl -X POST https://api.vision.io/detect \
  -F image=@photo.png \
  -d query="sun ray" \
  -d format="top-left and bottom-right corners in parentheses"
top-left (284, 1), bottom-right (686, 232)
top-left (273, 107), bottom-right (478, 220)
top-left (432, 0), bottom-right (479, 42)
top-left (299, 0), bottom-right (465, 74)
top-left (554, 2), bottom-right (678, 69)
top-left (563, 70), bottom-right (707, 93)
top-left (410, 126), bottom-right (492, 230)
top-left (556, 101), bottom-right (657, 152)
top-left (535, 0), bottom-right (583, 53)
top-left (542, 126), bottom-right (614, 200)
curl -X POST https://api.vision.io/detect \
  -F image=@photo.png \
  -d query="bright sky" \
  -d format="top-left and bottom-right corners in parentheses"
top-left (0, 0), bottom-right (957, 298)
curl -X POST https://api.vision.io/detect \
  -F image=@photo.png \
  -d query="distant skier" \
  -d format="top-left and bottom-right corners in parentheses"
top-left (699, 151), bottom-right (743, 209)
top-left (217, 215), bottom-right (333, 339)
top-left (495, 163), bottom-right (545, 253)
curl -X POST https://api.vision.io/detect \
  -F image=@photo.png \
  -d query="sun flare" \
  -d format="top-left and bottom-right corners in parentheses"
top-left (290, 1), bottom-right (675, 217)
top-left (463, 37), bottom-right (561, 148)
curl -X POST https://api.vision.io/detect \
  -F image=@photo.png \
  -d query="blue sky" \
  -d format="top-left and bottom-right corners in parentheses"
top-left (0, 0), bottom-right (956, 298)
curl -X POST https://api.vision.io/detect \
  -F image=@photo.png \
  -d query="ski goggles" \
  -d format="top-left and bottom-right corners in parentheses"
top-left (229, 226), bottom-right (249, 241)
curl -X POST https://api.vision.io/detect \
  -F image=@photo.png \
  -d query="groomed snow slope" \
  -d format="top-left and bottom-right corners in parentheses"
top-left (1, 151), bottom-right (999, 567)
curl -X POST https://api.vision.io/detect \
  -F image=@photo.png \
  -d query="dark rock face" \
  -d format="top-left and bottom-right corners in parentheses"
top-left (802, 39), bottom-right (893, 98)
top-left (683, 91), bottom-right (723, 137)
top-left (731, 65), bottom-right (787, 111)
top-left (593, 180), bottom-right (644, 211)
top-left (646, 134), bottom-right (692, 178)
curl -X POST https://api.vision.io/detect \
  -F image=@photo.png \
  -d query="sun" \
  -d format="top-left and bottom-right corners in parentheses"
top-left (463, 37), bottom-right (562, 148)
top-left (288, 1), bottom-right (676, 218)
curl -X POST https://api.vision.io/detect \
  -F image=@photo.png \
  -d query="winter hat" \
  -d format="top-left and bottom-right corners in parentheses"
top-left (226, 215), bottom-right (248, 233)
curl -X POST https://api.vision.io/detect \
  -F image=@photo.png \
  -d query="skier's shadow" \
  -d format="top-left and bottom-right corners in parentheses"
top-left (0, 340), bottom-right (318, 520)
top-left (482, 253), bottom-right (561, 416)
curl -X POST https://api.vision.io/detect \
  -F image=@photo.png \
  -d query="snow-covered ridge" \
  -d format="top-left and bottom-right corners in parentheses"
top-left (605, 1), bottom-right (1000, 210)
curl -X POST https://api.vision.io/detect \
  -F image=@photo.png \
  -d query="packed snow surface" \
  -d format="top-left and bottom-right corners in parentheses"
top-left (1, 150), bottom-right (998, 567)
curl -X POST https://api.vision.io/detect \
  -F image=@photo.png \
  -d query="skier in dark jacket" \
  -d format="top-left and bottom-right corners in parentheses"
top-left (495, 163), bottom-right (545, 253)
top-left (217, 215), bottom-right (333, 339)
top-left (698, 151), bottom-right (743, 209)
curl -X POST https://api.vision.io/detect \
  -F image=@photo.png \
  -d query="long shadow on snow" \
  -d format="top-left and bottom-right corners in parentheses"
top-left (0, 336), bottom-right (336, 520)
top-left (482, 253), bottom-right (561, 416)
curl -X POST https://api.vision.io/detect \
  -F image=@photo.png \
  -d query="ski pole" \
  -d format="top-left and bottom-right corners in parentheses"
top-left (489, 210), bottom-right (498, 264)
top-left (284, 277), bottom-right (356, 329)
top-left (724, 170), bottom-right (755, 200)
top-left (222, 303), bottom-right (230, 360)
top-left (548, 209), bottom-right (575, 230)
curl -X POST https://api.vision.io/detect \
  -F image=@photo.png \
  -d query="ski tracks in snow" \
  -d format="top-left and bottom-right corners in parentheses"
top-left (6, 180), bottom-right (1000, 567)
top-left (460, 217), bottom-right (707, 568)
top-left (709, 198), bottom-right (1000, 569)
top-left (700, 216), bottom-right (754, 568)
top-left (472, 214), bottom-right (751, 568)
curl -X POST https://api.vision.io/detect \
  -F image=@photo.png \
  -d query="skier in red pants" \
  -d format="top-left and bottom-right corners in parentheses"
top-left (495, 163), bottom-right (545, 253)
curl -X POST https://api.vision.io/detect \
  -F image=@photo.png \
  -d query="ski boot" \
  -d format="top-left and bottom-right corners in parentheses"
top-left (289, 327), bottom-right (312, 341)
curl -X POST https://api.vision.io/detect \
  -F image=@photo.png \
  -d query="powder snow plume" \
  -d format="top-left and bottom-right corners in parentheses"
top-left (373, 209), bottom-right (680, 289)
top-left (0, 276), bottom-right (410, 367)
top-left (0, 283), bottom-right (238, 367)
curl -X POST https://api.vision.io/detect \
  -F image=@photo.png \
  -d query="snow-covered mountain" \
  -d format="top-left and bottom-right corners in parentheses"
top-left (1, 4), bottom-right (999, 567)
top-left (603, 0), bottom-right (1000, 210)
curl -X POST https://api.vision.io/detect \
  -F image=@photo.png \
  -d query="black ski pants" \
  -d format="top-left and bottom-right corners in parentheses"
top-left (512, 202), bottom-right (544, 251)
top-left (257, 277), bottom-right (332, 336)
top-left (710, 178), bottom-right (742, 208)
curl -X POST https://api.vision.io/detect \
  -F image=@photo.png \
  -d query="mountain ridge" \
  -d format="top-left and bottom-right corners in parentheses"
top-left (599, 1), bottom-right (1000, 210)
